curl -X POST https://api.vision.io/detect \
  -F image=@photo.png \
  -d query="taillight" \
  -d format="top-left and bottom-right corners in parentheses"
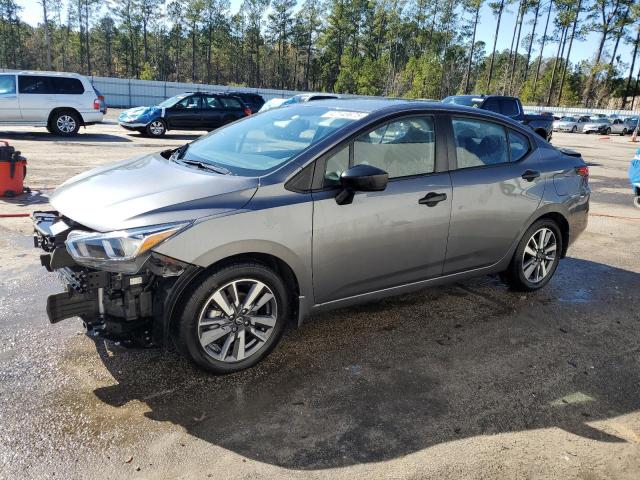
top-left (243, 108), bottom-right (252, 116)
top-left (93, 98), bottom-right (100, 110)
top-left (575, 166), bottom-right (589, 177)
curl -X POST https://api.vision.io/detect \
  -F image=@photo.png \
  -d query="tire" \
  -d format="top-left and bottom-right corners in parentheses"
top-left (500, 219), bottom-right (563, 292)
top-left (50, 110), bottom-right (80, 136)
top-left (145, 119), bottom-right (166, 137)
top-left (571, 126), bottom-right (577, 133)
top-left (634, 196), bottom-right (640, 209)
top-left (176, 262), bottom-right (291, 374)
top-left (605, 127), bottom-right (611, 135)
top-left (621, 129), bottom-right (627, 136)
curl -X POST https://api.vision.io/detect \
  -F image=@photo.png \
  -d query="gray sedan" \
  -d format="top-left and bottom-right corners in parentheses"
top-left (33, 100), bottom-right (590, 373)
top-left (582, 118), bottom-right (612, 134)
top-left (610, 118), bottom-right (638, 135)
top-left (553, 116), bottom-right (590, 133)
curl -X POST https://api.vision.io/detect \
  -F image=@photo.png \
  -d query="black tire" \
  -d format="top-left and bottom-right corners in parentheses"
top-left (605, 127), bottom-right (611, 135)
top-left (50, 110), bottom-right (80, 136)
top-left (176, 262), bottom-right (291, 374)
top-left (145, 119), bottom-right (167, 137)
top-left (571, 126), bottom-right (577, 133)
top-left (500, 219), bottom-right (563, 292)
top-left (621, 129), bottom-right (627, 136)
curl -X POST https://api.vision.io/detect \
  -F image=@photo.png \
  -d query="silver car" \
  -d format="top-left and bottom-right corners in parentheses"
top-left (33, 100), bottom-right (590, 373)
top-left (610, 118), bottom-right (638, 136)
top-left (553, 116), bottom-right (590, 133)
top-left (582, 118), bottom-right (612, 134)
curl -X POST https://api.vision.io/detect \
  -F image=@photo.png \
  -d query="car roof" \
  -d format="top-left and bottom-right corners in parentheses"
top-left (295, 98), bottom-right (517, 117)
top-left (14, 70), bottom-right (87, 79)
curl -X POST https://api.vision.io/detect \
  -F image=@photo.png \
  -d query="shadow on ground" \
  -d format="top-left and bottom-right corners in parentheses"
top-left (0, 131), bottom-right (130, 143)
top-left (92, 257), bottom-right (640, 470)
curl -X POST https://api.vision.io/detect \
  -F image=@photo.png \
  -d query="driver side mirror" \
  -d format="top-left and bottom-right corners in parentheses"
top-left (335, 164), bottom-right (388, 205)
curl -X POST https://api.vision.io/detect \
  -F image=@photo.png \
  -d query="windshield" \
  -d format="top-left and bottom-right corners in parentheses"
top-left (560, 116), bottom-right (574, 121)
top-left (442, 96), bottom-right (484, 108)
top-left (181, 105), bottom-right (366, 176)
top-left (158, 94), bottom-right (188, 108)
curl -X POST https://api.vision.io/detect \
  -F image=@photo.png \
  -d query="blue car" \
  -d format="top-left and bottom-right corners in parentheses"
top-left (118, 92), bottom-right (251, 137)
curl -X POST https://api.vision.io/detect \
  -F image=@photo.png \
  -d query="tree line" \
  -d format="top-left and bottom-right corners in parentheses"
top-left (1, 0), bottom-right (639, 108)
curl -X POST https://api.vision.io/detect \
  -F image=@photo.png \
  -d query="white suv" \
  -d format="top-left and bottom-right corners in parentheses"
top-left (0, 71), bottom-right (104, 136)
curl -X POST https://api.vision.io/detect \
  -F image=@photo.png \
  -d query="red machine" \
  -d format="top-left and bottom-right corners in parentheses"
top-left (0, 141), bottom-right (27, 197)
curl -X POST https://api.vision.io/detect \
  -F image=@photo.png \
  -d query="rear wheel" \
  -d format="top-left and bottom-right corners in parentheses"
top-left (176, 262), bottom-right (290, 374)
top-left (50, 110), bottom-right (80, 136)
top-left (621, 128), bottom-right (627, 136)
top-left (500, 219), bottom-right (562, 291)
top-left (145, 119), bottom-right (166, 137)
top-left (605, 127), bottom-right (611, 135)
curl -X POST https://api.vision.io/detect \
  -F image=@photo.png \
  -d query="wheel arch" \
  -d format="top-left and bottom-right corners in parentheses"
top-left (527, 210), bottom-right (570, 258)
top-left (164, 251), bottom-right (305, 347)
top-left (48, 107), bottom-right (84, 127)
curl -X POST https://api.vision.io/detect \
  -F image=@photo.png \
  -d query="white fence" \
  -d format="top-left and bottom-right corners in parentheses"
top-left (2, 69), bottom-right (638, 116)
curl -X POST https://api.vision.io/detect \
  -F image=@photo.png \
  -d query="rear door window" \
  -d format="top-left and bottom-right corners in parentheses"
top-left (50, 77), bottom-right (84, 94)
top-left (203, 95), bottom-right (222, 108)
top-left (220, 97), bottom-right (242, 109)
top-left (452, 118), bottom-right (509, 168)
top-left (19, 76), bottom-right (52, 94)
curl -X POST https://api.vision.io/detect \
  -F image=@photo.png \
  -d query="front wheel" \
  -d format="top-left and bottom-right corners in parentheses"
top-left (621, 129), bottom-right (627, 136)
top-left (176, 262), bottom-right (291, 374)
top-left (145, 119), bottom-right (166, 137)
top-left (605, 127), bottom-right (611, 135)
top-left (571, 126), bottom-right (577, 133)
top-left (500, 220), bottom-right (562, 291)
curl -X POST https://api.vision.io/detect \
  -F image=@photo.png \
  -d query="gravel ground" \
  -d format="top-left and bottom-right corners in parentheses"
top-left (0, 115), bottom-right (639, 480)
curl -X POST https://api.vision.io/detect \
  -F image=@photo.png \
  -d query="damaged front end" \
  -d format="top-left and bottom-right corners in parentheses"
top-left (33, 211), bottom-right (201, 346)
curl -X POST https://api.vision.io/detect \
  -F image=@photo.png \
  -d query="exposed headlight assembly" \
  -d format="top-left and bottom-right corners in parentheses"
top-left (65, 222), bottom-right (190, 273)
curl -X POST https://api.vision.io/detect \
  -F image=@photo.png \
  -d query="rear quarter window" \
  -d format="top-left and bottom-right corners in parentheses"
top-left (51, 77), bottom-right (84, 94)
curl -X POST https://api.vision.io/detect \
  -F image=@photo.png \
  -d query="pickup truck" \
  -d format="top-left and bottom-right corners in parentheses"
top-left (442, 95), bottom-right (553, 142)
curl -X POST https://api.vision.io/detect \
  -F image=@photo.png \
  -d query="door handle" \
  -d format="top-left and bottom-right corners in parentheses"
top-left (419, 192), bottom-right (447, 207)
top-left (521, 170), bottom-right (540, 182)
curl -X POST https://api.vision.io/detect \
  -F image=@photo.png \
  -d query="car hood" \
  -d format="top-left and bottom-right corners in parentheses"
top-left (119, 106), bottom-right (161, 121)
top-left (50, 153), bottom-right (259, 232)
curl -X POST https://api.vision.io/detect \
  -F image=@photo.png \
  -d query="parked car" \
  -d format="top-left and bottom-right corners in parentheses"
top-left (281, 93), bottom-right (340, 106)
top-left (610, 118), bottom-right (637, 135)
top-left (118, 92), bottom-right (252, 136)
top-left (442, 94), bottom-right (554, 142)
top-left (582, 118), bottom-right (612, 134)
top-left (553, 116), bottom-right (590, 133)
top-left (226, 91), bottom-right (264, 113)
top-left (34, 100), bottom-right (589, 373)
top-left (259, 97), bottom-right (287, 112)
top-left (0, 70), bottom-right (104, 136)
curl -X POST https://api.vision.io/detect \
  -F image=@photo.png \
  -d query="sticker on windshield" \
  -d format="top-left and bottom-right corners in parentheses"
top-left (321, 111), bottom-right (368, 120)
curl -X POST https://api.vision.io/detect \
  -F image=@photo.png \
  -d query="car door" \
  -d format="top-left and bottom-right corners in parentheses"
top-left (218, 96), bottom-right (245, 124)
top-left (17, 75), bottom-right (56, 122)
top-left (165, 94), bottom-right (203, 129)
top-left (443, 116), bottom-right (545, 274)
top-left (311, 115), bottom-right (452, 304)
top-left (201, 95), bottom-right (224, 129)
top-left (0, 74), bottom-right (19, 121)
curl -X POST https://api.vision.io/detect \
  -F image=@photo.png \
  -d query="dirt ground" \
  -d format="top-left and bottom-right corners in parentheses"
top-left (0, 113), bottom-right (639, 480)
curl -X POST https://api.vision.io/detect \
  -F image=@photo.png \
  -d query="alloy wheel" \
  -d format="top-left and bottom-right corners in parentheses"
top-left (197, 278), bottom-right (278, 362)
top-left (149, 120), bottom-right (165, 136)
top-left (522, 228), bottom-right (557, 284)
top-left (56, 115), bottom-right (76, 133)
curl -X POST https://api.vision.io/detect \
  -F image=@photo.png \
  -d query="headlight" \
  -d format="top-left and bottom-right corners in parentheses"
top-left (65, 222), bottom-right (190, 273)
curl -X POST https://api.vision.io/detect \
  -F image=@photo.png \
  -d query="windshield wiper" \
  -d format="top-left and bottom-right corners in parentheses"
top-left (169, 144), bottom-right (188, 161)
top-left (180, 159), bottom-right (230, 175)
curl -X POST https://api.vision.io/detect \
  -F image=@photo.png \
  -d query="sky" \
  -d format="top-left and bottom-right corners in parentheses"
top-left (16, 0), bottom-right (637, 79)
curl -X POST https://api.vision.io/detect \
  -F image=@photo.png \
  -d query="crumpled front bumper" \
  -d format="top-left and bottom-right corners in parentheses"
top-left (33, 211), bottom-right (201, 346)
